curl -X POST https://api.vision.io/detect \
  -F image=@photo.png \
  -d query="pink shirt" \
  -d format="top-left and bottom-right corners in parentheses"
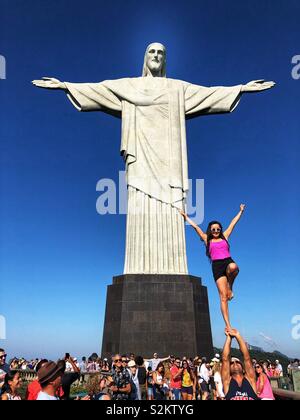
top-left (257, 375), bottom-right (275, 400)
top-left (209, 240), bottom-right (231, 261)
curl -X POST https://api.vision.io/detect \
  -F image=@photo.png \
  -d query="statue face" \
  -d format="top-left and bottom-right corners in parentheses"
top-left (145, 43), bottom-right (165, 74)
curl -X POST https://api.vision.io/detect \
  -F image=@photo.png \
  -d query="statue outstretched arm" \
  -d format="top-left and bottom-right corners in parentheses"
top-left (184, 79), bottom-right (275, 119)
top-left (32, 77), bottom-right (122, 117)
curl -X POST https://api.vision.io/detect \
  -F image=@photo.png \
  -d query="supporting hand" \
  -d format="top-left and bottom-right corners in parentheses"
top-left (227, 328), bottom-right (240, 338)
top-left (241, 80), bottom-right (275, 93)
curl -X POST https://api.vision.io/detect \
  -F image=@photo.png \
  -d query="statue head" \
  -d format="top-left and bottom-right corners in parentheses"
top-left (142, 42), bottom-right (166, 78)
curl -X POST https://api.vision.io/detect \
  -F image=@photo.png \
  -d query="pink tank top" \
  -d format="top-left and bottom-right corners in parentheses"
top-left (257, 375), bottom-right (275, 400)
top-left (209, 240), bottom-right (231, 261)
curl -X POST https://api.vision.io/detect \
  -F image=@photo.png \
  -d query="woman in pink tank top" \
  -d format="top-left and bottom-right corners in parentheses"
top-left (255, 363), bottom-right (275, 400)
top-left (181, 204), bottom-right (245, 332)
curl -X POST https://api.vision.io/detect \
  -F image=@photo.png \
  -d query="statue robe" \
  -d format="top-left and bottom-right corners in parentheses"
top-left (65, 77), bottom-right (242, 274)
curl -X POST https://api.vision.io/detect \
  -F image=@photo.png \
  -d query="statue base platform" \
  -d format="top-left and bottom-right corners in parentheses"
top-left (101, 274), bottom-right (214, 358)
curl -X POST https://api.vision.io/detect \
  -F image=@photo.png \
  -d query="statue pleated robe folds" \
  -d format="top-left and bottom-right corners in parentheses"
top-left (65, 77), bottom-right (242, 274)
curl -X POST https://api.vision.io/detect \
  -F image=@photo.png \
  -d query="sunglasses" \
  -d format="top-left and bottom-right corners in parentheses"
top-left (122, 360), bottom-right (127, 363)
top-left (255, 366), bottom-right (262, 369)
top-left (211, 228), bottom-right (221, 233)
top-left (0, 355), bottom-right (7, 359)
top-left (114, 359), bottom-right (122, 363)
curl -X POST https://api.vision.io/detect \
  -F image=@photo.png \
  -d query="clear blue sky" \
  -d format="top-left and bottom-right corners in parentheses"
top-left (0, 0), bottom-right (299, 360)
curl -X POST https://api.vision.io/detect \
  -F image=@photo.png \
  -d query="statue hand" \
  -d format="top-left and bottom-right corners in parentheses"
top-left (242, 79), bottom-right (276, 93)
top-left (32, 77), bottom-right (66, 90)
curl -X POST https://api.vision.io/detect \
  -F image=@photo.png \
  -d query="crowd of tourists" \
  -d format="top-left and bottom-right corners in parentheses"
top-left (1, 332), bottom-right (294, 401)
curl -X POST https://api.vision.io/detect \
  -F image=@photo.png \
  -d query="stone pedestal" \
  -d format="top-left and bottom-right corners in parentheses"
top-left (101, 274), bottom-right (213, 358)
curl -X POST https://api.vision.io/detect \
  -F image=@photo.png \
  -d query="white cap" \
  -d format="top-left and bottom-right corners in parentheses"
top-left (128, 360), bottom-right (136, 368)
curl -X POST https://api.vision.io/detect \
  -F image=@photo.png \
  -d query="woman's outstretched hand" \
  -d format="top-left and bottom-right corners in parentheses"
top-left (179, 210), bottom-right (187, 220)
top-left (240, 204), bottom-right (246, 212)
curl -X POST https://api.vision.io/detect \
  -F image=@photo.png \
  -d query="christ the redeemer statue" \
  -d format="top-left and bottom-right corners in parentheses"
top-left (33, 43), bottom-right (275, 275)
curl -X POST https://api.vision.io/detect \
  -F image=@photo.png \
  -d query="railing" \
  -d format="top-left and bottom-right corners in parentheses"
top-left (17, 369), bottom-right (103, 383)
top-left (272, 388), bottom-right (300, 400)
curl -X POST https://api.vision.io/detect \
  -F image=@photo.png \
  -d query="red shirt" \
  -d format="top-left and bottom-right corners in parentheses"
top-left (26, 381), bottom-right (64, 400)
top-left (170, 366), bottom-right (182, 390)
top-left (26, 380), bottom-right (42, 400)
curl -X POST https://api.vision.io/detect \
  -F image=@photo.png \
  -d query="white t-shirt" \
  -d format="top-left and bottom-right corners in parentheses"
top-left (149, 358), bottom-right (163, 372)
top-left (199, 364), bottom-right (210, 383)
top-left (214, 372), bottom-right (225, 398)
top-left (65, 362), bottom-right (74, 372)
top-left (37, 391), bottom-right (59, 401)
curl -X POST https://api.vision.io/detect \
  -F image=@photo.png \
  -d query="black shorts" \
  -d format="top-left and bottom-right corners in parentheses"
top-left (181, 386), bottom-right (193, 396)
top-left (200, 381), bottom-right (210, 393)
top-left (212, 257), bottom-right (235, 282)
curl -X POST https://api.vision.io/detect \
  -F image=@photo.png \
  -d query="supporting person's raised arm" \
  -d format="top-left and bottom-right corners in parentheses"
top-left (224, 204), bottom-right (245, 240)
top-left (180, 211), bottom-right (207, 244)
top-left (229, 329), bottom-right (257, 392)
top-left (221, 334), bottom-right (232, 396)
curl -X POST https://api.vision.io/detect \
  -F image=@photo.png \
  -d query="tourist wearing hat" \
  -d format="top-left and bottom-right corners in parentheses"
top-left (26, 359), bottom-right (49, 400)
top-left (36, 362), bottom-right (64, 400)
top-left (128, 360), bottom-right (141, 400)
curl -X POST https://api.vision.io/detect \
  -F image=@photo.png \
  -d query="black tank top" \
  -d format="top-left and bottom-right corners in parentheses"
top-left (225, 377), bottom-right (260, 400)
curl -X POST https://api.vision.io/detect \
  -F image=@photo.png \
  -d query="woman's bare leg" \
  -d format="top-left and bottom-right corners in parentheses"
top-left (216, 276), bottom-right (231, 331)
top-left (182, 392), bottom-right (188, 401)
top-left (226, 263), bottom-right (239, 300)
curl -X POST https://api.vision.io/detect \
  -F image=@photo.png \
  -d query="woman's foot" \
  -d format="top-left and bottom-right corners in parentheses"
top-left (225, 325), bottom-right (232, 334)
top-left (228, 290), bottom-right (234, 301)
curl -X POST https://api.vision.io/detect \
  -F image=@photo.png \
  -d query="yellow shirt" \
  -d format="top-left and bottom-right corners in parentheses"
top-left (182, 370), bottom-right (193, 388)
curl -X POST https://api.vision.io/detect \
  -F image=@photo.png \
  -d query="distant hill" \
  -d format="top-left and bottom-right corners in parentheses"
top-left (213, 347), bottom-right (291, 373)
